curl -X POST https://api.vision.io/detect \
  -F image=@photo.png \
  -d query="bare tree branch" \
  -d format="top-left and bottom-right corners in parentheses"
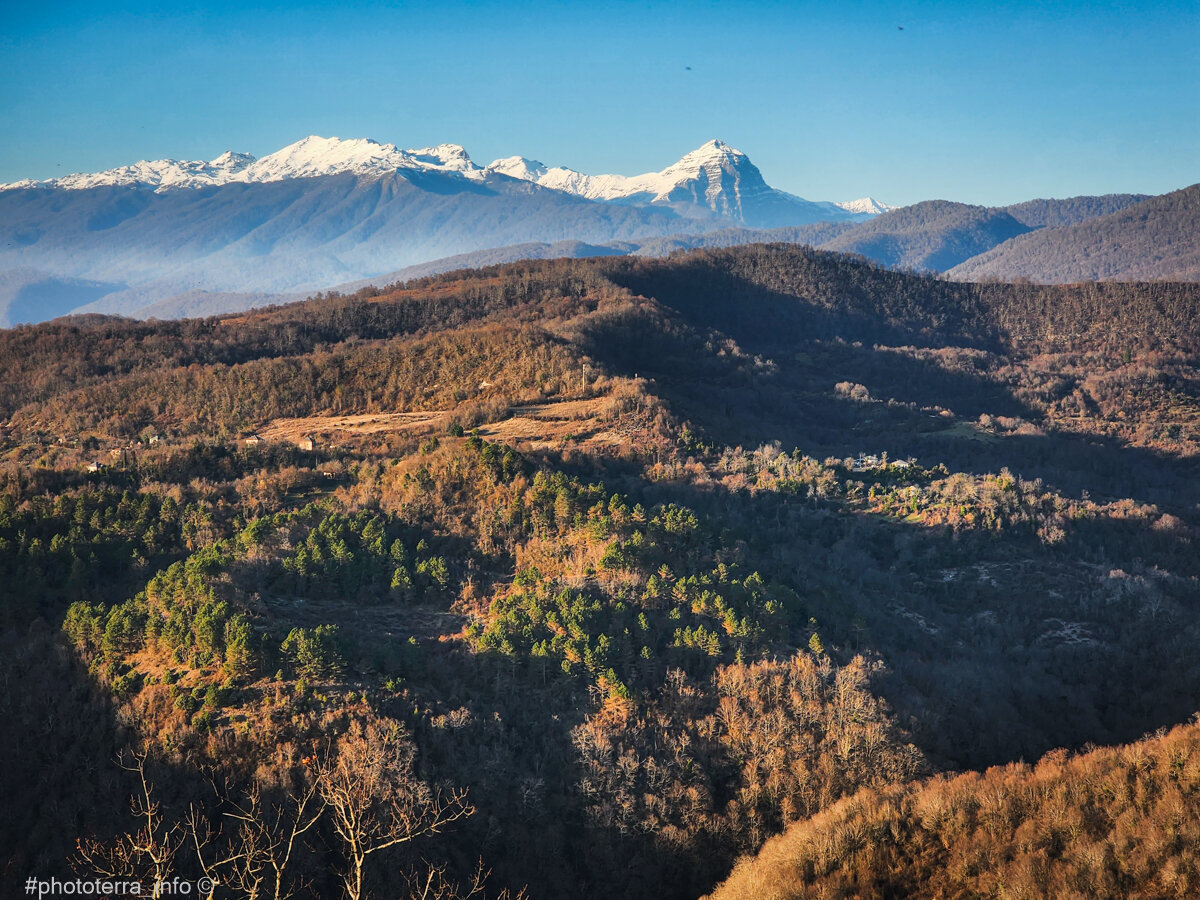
top-left (315, 719), bottom-right (474, 900)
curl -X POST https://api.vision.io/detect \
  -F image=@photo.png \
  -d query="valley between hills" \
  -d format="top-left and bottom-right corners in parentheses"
top-left (4, 244), bottom-right (1200, 897)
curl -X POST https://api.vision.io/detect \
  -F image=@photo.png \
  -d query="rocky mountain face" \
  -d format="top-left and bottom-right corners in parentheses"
top-left (482, 139), bottom-right (870, 227)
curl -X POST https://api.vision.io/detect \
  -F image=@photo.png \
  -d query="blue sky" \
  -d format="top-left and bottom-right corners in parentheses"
top-left (2, 0), bottom-right (1196, 206)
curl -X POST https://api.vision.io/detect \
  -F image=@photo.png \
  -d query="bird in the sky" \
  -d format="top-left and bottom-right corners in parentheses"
top-left (898, 25), bottom-right (904, 30)
top-left (685, 65), bottom-right (692, 70)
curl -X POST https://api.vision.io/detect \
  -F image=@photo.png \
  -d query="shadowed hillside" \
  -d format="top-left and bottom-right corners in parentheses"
top-left (951, 184), bottom-right (1200, 282)
top-left (819, 201), bottom-right (1032, 271)
top-left (3, 246), bottom-right (1200, 899)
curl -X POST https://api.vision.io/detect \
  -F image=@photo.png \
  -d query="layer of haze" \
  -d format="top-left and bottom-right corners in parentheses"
top-left (2, 0), bottom-right (1196, 206)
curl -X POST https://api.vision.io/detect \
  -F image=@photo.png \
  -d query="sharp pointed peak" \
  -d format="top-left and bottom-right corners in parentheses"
top-left (685, 138), bottom-right (745, 158)
top-left (209, 150), bottom-right (256, 167)
top-left (665, 140), bottom-right (753, 175)
top-left (835, 197), bottom-right (896, 216)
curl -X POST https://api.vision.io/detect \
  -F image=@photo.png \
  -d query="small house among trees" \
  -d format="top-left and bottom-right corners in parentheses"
top-left (298, 435), bottom-right (315, 451)
top-left (851, 454), bottom-right (882, 472)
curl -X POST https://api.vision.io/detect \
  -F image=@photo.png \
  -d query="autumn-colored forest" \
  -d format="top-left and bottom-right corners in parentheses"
top-left (3, 245), bottom-right (1200, 898)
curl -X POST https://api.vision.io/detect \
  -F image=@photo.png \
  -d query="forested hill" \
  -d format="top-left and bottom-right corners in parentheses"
top-left (1000, 192), bottom-right (1149, 228)
top-left (950, 183), bottom-right (1200, 282)
top-left (817, 201), bottom-right (1033, 271)
top-left (4, 245), bottom-right (1200, 900)
top-left (707, 718), bottom-right (1200, 900)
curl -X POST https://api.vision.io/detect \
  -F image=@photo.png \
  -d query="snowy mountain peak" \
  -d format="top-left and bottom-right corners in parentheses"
top-left (835, 197), bottom-right (894, 216)
top-left (0, 135), bottom-right (491, 193)
top-left (244, 135), bottom-right (406, 182)
top-left (676, 138), bottom-right (745, 166)
top-left (407, 143), bottom-right (480, 176)
top-left (478, 139), bottom-right (854, 226)
top-left (411, 143), bottom-right (469, 161)
top-left (209, 150), bottom-right (256, 170)
top-left (493, 139), bottom-right (762, 210)
top-left (4, 152), bottom-right (263, 192)
top-left (484, 156), bottom-right (550, 182)
top-left (243, 136), bottom-right (487, 182)
top-left (654, 140), bottom-right (761, 209)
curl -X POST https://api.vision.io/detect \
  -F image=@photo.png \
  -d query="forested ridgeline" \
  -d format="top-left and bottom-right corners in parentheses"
top-left (0, 261), bottom-right (622, 420)
top-left (3, 245), bottom-right (1200, 899)
top-left (602, 244), bottom-right (1200, 354)
top-left (819, 200), bottom-right (1033, 272)
top-left (4, 246), bottom-right (1199, 431)
top-left (1001, 193), bottom-right (1150, 228)
top-left (949, 183), bottom-right (1200, 283)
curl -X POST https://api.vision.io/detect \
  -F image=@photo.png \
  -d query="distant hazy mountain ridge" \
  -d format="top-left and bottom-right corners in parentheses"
top-left (0, 136), bottom-right (888, 325)
top-left (0, 135), bottom-right (1193, 326)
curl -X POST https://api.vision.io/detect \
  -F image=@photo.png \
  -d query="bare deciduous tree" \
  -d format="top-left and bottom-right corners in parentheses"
top-left (75, 748), bottom-right (182, 889)
top-left (316, 719), bottom-right (473, 900)
top-left (402, 858), bottom-right (529, 900)
top-left (188, 775), bottom-right (323, 900)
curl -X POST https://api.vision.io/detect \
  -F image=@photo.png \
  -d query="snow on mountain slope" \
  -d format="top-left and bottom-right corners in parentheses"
top-left (407, 143), bottom-right (482, 177)
top-left (836, 197), bottom-right (894, 216)
top-left (497, 139), bottom-right (764, 204)
top-left (2, 137), bottom-right (885, 228)
top-left (243, 136), bottom-right (403, 182)
top-left (2, 136), bottom-right (488, 192)
top-left (483, 156), bottom-right (550, 181)
top-left (487, 139), bottom-right (866, 226)
top-left (1, 151), bottom-right (257, 192)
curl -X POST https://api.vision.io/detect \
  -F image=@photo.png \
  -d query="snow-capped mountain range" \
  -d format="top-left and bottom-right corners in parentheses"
top-left (0, 136), bottom-right (897, 325)
top-left (484, 139), bottom-right (893, 222)
top-left (2, 135), bottom-right (889, 221)
top-left (0, 137), bottom-right (484, 192)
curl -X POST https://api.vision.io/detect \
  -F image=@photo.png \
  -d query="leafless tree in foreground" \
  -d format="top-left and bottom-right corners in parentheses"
top-left (76, 722), bottom-right (480, 900)
top-left (188, 774), bottom-right (323, 900)
top-left (75, 748), bottom-right (183, 889)
top-left (402, 858), bottom-right (529, 900)
top-left (316, 719), bottom-right (474, 900)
